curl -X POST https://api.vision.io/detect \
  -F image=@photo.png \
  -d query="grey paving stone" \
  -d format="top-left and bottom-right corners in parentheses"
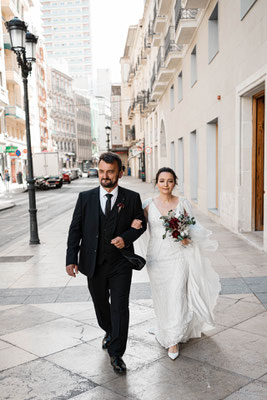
top-left (130, 282), bottom-right (152, 300)
top-left (220, 285), bottom-right (251, 294)
top-left (0, 296), bottom-right (28, 305)
top-left (0, 288), bottom-right (34, 296)
top-left (103, 355), bottom-right (251, 400)
top-left (61, 286), bottom-right (89, 295)
top-left (0, 358), bottom-right (95, 400)
top-left (56, 294), bottom-right (90, 302)
top-left (0, 304), bottom-right (60, 335)
top-left (31, 287), bottom-right (63, 295)
top-left (243, 277), bottom-right (267, 284)
top-left (0, 255), bottom-right (33, 262)
top-left (23, 295), bottom-right (59, 304)
top-left (256, 293), bottom-right (267, 303)
top-left (224, 380), bottom-right (267, 399)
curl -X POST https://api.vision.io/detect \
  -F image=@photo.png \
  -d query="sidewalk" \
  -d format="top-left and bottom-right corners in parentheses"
top-left (0, 181), bottom-right (26, 211)
top-left (0, 178), bottom-right (267, 399)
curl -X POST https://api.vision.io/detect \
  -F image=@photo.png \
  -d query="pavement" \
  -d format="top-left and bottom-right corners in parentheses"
top-left (0, 181), bottom-right (26, 211)
top-left (0, 177), bottom-right (267, 399)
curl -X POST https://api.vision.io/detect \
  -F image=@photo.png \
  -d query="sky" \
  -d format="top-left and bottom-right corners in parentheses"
top-left (90, 0), bottom-right (144, 83)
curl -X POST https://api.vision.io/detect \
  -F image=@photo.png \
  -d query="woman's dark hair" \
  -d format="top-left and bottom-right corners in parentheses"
top-left (155, 167), bottom-right (178, 185)
top-left (98, 152), bottom-right (122, 171)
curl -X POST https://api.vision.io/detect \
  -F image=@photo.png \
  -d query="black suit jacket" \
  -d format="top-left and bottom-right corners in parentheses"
top-left (66, 186), bottom-right (147, 278)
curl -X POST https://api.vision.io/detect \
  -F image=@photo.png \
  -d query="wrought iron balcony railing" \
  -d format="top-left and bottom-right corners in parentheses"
top-left (157, 46), bottom-right (165, 73)
top-left (175, 0), bottom-right (198, 31)
top-left (164, 26), bottom-right (183, 59)
top-left (150, 65), bottom-right (156, 91)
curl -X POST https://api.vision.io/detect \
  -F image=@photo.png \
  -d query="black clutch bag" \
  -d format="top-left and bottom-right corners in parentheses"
top-left (121, 249), bottom-right (146, 270)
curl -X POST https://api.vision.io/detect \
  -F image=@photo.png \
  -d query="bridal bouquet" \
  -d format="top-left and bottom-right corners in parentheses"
top-left (160, 210), bottom-right (196, 242)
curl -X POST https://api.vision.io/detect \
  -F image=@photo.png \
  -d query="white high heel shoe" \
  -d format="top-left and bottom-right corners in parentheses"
top-left (168, 345), bottom-right (179, 360)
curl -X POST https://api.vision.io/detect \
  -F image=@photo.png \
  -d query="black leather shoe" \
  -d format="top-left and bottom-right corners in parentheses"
top-left (110, 356), bottom-right (126, 373)
top-left (102, 333), bottom-right (112, 350)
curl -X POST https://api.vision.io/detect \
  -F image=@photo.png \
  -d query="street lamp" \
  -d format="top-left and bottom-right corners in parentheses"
top-left (5, 17), bottom-right (40, 245)
top-left (105, 125), bottom-right (111, 152)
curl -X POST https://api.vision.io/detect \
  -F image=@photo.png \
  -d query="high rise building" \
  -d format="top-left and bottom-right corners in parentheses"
top-left (41, 0), bottom-right (92, 94)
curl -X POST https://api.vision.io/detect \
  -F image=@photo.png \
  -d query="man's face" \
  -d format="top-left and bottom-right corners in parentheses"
top-left (98, 160), bottom-right (123, 189)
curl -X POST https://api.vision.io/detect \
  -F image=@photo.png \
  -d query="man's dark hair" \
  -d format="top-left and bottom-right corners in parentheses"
top-left (98, 152), bottom-right (123, 171)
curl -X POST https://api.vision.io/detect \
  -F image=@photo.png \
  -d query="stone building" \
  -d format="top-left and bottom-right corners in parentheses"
top-left (120, 0), bottom-right (267, 250)
top-left (47, 63), bottom-right (76, 168)
top-left (75, 93), bottom-right (92, 171)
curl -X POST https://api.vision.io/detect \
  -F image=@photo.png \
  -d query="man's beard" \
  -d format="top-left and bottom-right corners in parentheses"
top-left (100, 177), bottom-right (118, 188)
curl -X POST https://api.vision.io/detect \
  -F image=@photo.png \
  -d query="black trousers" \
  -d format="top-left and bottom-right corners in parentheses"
top-left (87, 258), bottom-right (132, 357)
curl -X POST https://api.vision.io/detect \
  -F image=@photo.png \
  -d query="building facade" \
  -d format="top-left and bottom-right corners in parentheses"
top-left (110, 85), bottom-right (128, 174)
top-left (41, 0), bottom-right (92, 94)
top-left (121, 0), bottom-right (267, 250)
top-left (47, 64), bottom-right (76, 168)
top-left (75, 92), bottom-right (92, 170)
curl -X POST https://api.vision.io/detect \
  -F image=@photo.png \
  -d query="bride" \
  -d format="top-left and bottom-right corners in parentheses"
top-left (133, 167), bottom-right (221, 360)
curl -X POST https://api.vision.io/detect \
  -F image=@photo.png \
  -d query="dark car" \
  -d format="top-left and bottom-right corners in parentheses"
top-left (34, 177), bottom-right (49, 190)
top-left (87, 168), bottom-right (98, 178)
top-left (45, 176), bottom-right (63, 188)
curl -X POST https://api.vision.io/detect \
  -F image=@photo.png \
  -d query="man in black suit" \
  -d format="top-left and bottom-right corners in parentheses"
top-left (66, 152), bottom-right (146, 373)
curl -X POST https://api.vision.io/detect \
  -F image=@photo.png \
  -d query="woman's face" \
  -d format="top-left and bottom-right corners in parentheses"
top-left (156, 172), bottom-right (175, 195)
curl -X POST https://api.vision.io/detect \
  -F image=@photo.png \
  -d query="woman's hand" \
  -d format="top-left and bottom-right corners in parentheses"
top-left (131, 219), bottom-right (143, 229)
top-left (181, 238), bottom-right (191, 246)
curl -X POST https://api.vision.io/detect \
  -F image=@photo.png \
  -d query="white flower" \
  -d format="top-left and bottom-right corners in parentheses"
top-left (181, 232), bottom-right (185, 237)
top-left (184, 230), bottom-right (188, 236)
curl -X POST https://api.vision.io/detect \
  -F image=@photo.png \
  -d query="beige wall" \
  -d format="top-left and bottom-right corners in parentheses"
top-left (121, 0), bottom-right (267, 247)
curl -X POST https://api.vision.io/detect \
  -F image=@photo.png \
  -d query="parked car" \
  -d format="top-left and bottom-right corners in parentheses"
top-left (70, 168), bottom-right (79, 180)
top-left (87, 168), bottom-right (98, 178)
top-left (34, 177), bottom-right (49, 190)
top-left (44, 176), bottom-right (63, 189)
top-left (76, 168), bottom-right (83, 178)
top-left (61, 172), bottom-right (71, 184)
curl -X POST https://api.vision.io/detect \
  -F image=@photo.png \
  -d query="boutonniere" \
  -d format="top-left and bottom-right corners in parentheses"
top-left (117, 203), bottom-right (125, 213)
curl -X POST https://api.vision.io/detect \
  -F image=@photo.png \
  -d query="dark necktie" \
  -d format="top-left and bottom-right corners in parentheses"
top-left (105, 193), bottom-right (113, 217)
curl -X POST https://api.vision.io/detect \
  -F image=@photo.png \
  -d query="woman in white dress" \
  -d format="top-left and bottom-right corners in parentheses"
top-left (133, 167), bottom-right (221, 360)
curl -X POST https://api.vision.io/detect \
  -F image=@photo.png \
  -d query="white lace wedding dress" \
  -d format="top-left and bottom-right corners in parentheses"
top-left (135, 197), bottom-right (221, 348)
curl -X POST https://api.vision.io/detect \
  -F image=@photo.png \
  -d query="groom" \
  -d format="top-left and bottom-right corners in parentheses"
top-left (66, 152), bottom-right (147, 373)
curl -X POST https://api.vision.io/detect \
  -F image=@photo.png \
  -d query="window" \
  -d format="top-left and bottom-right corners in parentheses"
top-left (170, 84), bottom-right (175, 110)
top-left (178, 138), bottom-right (184, 194)
top-left (208, 3), bottom-right (219, 63)
top-left (240, 0), bottom-right (257, 20)
top-left (191, 45), bottom-right (197, 87)
top-left (207, 118), bottom-right (219, 211)
top-left (178, 71), bottom-right (183, 102)
top-left (170, 141), bottom-right (176, 171)
top-left (190, 131), bottom-right (198, 201)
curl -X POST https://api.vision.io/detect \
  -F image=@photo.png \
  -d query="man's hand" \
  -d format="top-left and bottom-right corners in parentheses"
top-left (66, 264), bottom-right (79, 277)
top-left (111, 236), bottom-right (125, 249)
top-left (131, 219), bottom-right (143, 229)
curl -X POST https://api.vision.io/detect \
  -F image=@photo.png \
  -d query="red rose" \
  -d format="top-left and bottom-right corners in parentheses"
top-left (172, 230), bottom-right (179, 239)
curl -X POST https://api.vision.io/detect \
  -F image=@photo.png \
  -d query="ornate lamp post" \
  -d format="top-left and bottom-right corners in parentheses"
top-left (105, 125), bottom-right (111, 152)
top-left (5, 17), bottom-right (40, 245)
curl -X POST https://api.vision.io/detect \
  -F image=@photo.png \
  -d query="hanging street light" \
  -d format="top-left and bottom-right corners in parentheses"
top-left (105, 125), bottom-right (111, 152)
top-left (5, 17), bottom-right (40, 245)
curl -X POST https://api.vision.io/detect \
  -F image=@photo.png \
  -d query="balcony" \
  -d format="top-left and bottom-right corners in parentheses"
top-left (128, 101), bottom-right (135, 119)
top-left (175, 0), bottom-right (198, 45)
top-left (5, 53), bottom-right (21, 86)
top-left (185, 0), bottom-right (209, 8)
top-left (5, 106), bottom-right (25, 121)
top-left (158, 0), bottom-right (173, 15)
top-left (1, 0), bottom-right (17, 19)
top-left (152, 32), bottom-right (161, 47)
top-left (156, 46), bottom-right (173, 84)
top-left (141, 50), bottom-right (147, 65)
top-left (164, 26), bottom-right (183, 69)
top-left (128, 66), bottom-right (135, 84)
top-left (152, 0), bottom-right (167, 33)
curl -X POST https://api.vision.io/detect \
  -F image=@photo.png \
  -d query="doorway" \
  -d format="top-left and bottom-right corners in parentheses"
top-left (253, 91), bottom-right (265, 231)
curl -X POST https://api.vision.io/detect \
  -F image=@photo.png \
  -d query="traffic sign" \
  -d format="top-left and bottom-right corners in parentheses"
top-left (16, 149), bottom-right (21, 157)
top-left (5, 146), bottom-right (18, 153)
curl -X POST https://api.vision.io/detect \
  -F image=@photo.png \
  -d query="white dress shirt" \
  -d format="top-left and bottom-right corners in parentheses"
top-left (99, 185), bottom-right (119, 214)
